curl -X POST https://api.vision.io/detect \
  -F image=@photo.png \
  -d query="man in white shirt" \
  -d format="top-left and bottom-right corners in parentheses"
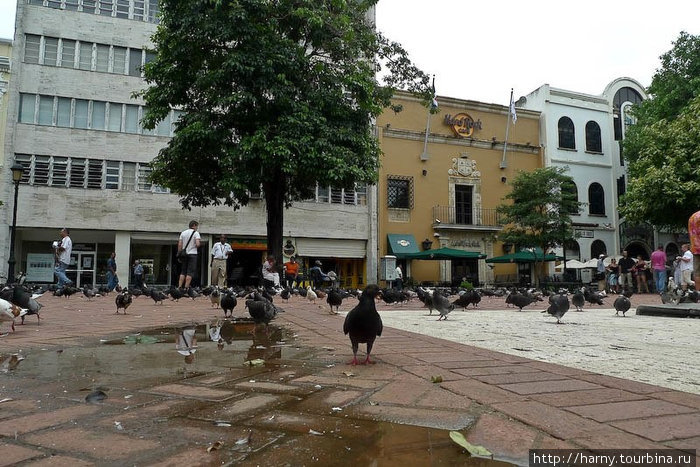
top-left (678, 243), bottom-right (694, 291)
top-left (210, 234), bottom-right (232, 287)
top-left (177, 220), bottom-right (201, 290)
top-left (54, 227), bottom-right (73, 288)
top-left (395, 265), bottom-right (403, 290)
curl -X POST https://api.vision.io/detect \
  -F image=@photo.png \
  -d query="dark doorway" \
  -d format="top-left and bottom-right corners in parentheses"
top-left (229, 250), bottom-right (264, 286)
top-left (455, 185), bottom-right (473, 224)
top-left (451, 259), bottom-right (479, 286)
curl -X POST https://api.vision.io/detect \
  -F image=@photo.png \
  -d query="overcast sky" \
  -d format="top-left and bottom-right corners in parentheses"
top-left (2, 0), bottom-right (700, 105)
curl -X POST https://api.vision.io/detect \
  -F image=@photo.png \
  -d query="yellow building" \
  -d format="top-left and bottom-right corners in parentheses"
top-left (377, 91), bottom-right (542, 286)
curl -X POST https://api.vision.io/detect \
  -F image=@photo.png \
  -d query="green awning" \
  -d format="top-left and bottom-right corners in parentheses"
top-left (387, 234), bottom-right (420, 258)
top-left (404, 247), bottom-right (486, 260)
top-left (486, 249), bottom-right (562, 263)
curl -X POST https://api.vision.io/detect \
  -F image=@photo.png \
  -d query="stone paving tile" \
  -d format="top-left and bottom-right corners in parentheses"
top-left (566, 399), bottom-right (697, 422)
top-left (25, 456), bottom-right (95, 466)
top-left (401, 364), bottom-right (463, 381)
top-left (650, 391), bottom-right (700, 410)
top-left (292, 388), bottom-right (368, 413)
top-left (445, 360), bottom-right (519, 371)
top-left (351, 404), bottom-right (475, 431)
top-left (0, 443), bottom-right (43, 466)
top-left (441, 378), bottom-right (527, 404)
top-left (570, 426), bottom-right (668, 450)
top-left (0, 405), bottom-right (99, 436)
top-left (610, 413), bottom-right (700, 442)
top-left (522, 360), bottom-right (595, 376)
top-left (576, 373), bottom-right (669, 394)
top-left (498, 379), bottom-right (603, 395)
top-left (145, 383), bottom-right (238, 401)
top-left (291, 374), bottom-right (387, 390)
top-left (474, 371), bottom-right (569, 385)
top-left (492, 400), bottom-right (616, 440)
top-left (405, 351), bottom-right (494, 364)
top-left (414, 386), bottom-right (474, 411)
top-left (369, 380), bottom-right (434, 405)
top-left (233, 380), bottom-right (317, 396)
top-left (530, 388), bottom-right (649, 407)
top-left (188, 394), bottom-right (288, 422)
top-left (454, 364), bottom-right (542, 376)
top-left (248, 409), bottom-right (378, 435)
top-left (663, 436), bottom-right (700, 454)
top-left (24, 427), bottom-right (160, 460)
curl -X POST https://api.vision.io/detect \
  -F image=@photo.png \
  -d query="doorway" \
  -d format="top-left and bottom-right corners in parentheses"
top-left (67, 252), bottom-right (96, 288)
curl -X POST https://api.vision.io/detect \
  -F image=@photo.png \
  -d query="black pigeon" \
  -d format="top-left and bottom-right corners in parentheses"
top-left (571, 288), bottom-right (585, 312)
top-left (187, 287), bottom-right (201, 300)
top-left (115, 291), bottom-right (132, 314)
top-left (169, 287), bottom-right (184, 302)
top-left (220, 292), bottom-right (237, 317)
top-left (343, 284), bottom-right (383, 365)
top-left (280, 288), bottom-right (291, 301)
top-left (544, 293), bottom-right (570, 324)
top-left (613, 295), bottom-right (631, 317)
top-left (433, 292), bottom-right (454, 320)
top-left (380, 288), bottom-right (401, 305)
top-left (150, 288), bottom-right (167, 305)
top-left (583, 287), bottom-right (605, 306)
top-left (82, 285), bottom-right (97, 301)
top-left (2, 286), bottom-right (42, 325)
top-left (452, 289), bottom-right (481, 309)
top-left (509, 292), bottom-right (539, 311)
top-left (246, 298), bottom-right (278, 330)
top-left (327, 288), bottom-right (343, 314)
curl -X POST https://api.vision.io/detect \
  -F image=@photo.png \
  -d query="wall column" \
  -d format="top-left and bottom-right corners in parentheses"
top-left (115, 231), bottom-right (131, 288)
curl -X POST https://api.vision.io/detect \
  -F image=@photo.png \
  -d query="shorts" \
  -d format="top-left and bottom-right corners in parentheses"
top-left (680, 269), bottom-right (693, 286)
top-left (181, 254), bottom-right (198, 277)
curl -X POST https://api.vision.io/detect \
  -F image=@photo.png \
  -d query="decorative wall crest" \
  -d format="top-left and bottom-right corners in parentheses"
top-left (448, 155), bottom-right (481, 179)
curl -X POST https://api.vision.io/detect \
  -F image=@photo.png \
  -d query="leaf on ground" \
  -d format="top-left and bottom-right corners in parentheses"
top-left (430, 375), bottom-right (443, 383)
top-left (449, 431), bottom-right (492, 457)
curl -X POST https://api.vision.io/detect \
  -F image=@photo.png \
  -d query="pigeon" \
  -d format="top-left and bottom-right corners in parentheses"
top-left (326, 288), bottom-right (343, 314)
top-left (583, 287), bottom-right (605, 306)
top-left (343, 284), bottom-right (383, 365)
top-left (220, 292), bottom-right (237, 317)
top-left (1, 286), bottom-right (42, 325)
top-left (280, 288), bottom-right (291, 301)
top-left (614, 295), bottom-right (631, 317)
top-left (150, 288), bottom-right (167, 305)
top-left (452, 289), bottom-right (481, 309)
top-left (306, 286), bottom-right (317, 303)
top-left (433, 292), bottom-right (454, 320)
top-left (169, 287), bottom-right (184, 302)
top-left (82, 285), bottom-right (97, 301)
top-left (0, 298), bottom-right (28, 333)
top-left (570, 288), bottom-right (585, 312)
top-left (543, 293), bottom-right (570, 324)
top-left (508, 292), bottom-right (539, 311)
top-left (210, 288), bottom-right (221, 308)
top-left (115, 291), bottom-right (132, 314)
top-left (246, 298), bottom-right (279, 331)
top-left (381, 288), bottom-right (402, 305)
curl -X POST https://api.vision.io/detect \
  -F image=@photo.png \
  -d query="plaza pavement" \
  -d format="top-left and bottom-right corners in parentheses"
top-left (0, 290), bottom-right (698, 465)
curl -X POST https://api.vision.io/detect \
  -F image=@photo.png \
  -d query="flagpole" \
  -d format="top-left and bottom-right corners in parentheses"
top-left (420, 75), bottom-right (436, 161)
top-left (500, 88), bottom-right (514, 169)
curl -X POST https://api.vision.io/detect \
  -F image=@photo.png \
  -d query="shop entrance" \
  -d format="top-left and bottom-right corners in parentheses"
top-left (67, 252), bottom-right (96, 288)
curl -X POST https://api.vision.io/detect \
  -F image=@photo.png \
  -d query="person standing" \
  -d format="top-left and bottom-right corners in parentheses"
top-left (689, 210), bottom-right (700, 291)
top-left (634, 255), bottom-right (649, 293)
top-left (617, 250), bottom-right (635, 292)
top-left (283, 256), bottom-right (300, 288)
top-left (106, 252), bottom-right (118, 291)
top-left (395, 264), bottom-right (403, 290)
top-left (596, 254), bottom-right (606, 291)
top-left (210, 234), bottom-right (232, 288)
top-left (678, 243), bottom-right (694, 291)
top-left (133, 259), bottom-right (144, 289)
top-left (177, 220), bottom-right (201, 290)
top-left (650, 245), bottom-right (667, 293)
top-left (606, 258), bottom-right (619, 294)
top-left (54, 227), bottom-right (73, 288)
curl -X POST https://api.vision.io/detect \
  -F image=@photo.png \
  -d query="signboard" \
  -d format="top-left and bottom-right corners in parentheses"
top-left (577, 230), bottom-right (594, 238)
top-left (444, 113), bottom-right (483, 138)
top-left (26, 253), bottom-right (55, 282)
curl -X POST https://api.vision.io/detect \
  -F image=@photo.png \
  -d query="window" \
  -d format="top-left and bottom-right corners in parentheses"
top-left (147, 0), bottom-right (159, 23)
top-left (343, 187), bottom-right (356, 205)
top-left (69, 158), bottom-right (86, 188)
top-left (57, 97), bottom-right (72, 127)
top-left (355, 184), bottom-right (367, 206)
top-left (99, 0), bottom-right (114, 16)
top-left (588, 183), bottom-right (605, 215)
top-left (91, 101), bottom-right (106, 130)
top-left (52, 157), bottom-right (68, 187)
top-left (44, 37), bottom-right (59, 66)
top-left (87, 159), bottom-right (103, 188)
top-left (585, 121), bottom-right (602, 153)
top-left (455, 185), bottom-right (473, 224)
top-left (112, 46), bottom-right (127, 74)
top-left (65, 0), bottom-right (79, 11)
top-left (133, 0), bottom-right (145, 20)
top-left (128, 48), bottom-right (142, 76)
top-left (82, 0), bottom-right (97, 13)
top-left (24, 34), bottom-right (41, 64)
top-left (317, 185), bottom-right (329, 203)
top-left (116, 0), bottom-right (130, 18)
top-left (330, 187), bottom-right (343, 204)
top-left (591, 240), bottom-right (607, 259)
top-left (14, 154), bottom-right (32, 184)
top-left (557, 116), bottom-right (575, 150)
top-left (107, 103), bottom-right (122, 131)
top-left (78, 41), bottom-right (93, 70)
top-left (95, 44), bottom-right (110, 72)
top-left (105, 161), bottom-right (120, 189)
top-left (387, 176), bottom-right (412, 209)
top-left (155, 111), bottom-right (171, 136)
top-left (562, 180), bottom-right (579, 214)
top-left (122, 162), bottom-right (136, 191)
top-left (124, 104), bottom-right (139, 133)
top-left (74, 99), bottom-right (89, 128)
top-left (19, 93), bottom-right (36, 123)
top-left (60, 39), bottom-right (76, 68)
top-left (34, 156), bottom-right (50, 185)
top-left (38, 95), bottom-right (54, 125)
top-left (137, 164), bottom-right (152, 191)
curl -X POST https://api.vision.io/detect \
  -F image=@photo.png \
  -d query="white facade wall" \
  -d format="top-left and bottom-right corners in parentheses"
top-left (1, 1), bottom-right (377, 285)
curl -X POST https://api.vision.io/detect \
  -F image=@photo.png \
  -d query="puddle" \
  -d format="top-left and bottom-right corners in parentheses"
top-left (0, 320), bottom-right (516, 466)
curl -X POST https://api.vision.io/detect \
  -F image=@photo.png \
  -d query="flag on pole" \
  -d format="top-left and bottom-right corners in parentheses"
top-left (509, 92), bottom-right (517, 124)
top-left (430, 75), bottom-right (438, 110)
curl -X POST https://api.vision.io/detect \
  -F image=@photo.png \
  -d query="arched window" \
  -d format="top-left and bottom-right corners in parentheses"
top-left (558, 117), bottom-right (575, 149)
top-left (591, 240), bottom-right (607, 258)
top-left (588, 183), bottom-right (605, 215)
top-left (562, 180), bottom-right (579, 214)
top-left (585, 121), bottom-right (602, 153)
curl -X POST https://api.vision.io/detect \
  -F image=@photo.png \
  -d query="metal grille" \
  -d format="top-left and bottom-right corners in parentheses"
top-left (387, 176), bottom-right (412, 209)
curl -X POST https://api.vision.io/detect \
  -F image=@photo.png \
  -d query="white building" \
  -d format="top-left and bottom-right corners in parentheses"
top-left (1, 0), bottom-right (376, 288)
top-left (519, 78), bottom-right (659, 268)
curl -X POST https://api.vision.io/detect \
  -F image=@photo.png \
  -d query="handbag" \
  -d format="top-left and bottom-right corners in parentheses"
top-left (177, 231), bottom-right (195, 263)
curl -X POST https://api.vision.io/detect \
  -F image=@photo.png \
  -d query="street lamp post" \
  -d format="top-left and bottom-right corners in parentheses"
top-left (7, 161), bottom-right (24, 283)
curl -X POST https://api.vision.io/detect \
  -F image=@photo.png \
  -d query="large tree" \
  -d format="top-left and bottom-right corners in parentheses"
top-left (621, 31), bottom-right (700, 229)
top-left (138, 0), bottom-right (430, 264)
top-left (496, 167), bottom-right (581, 285)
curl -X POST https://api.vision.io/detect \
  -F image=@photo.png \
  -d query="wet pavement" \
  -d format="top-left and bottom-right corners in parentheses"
top-left (0, 291), bottom-right (698, 466)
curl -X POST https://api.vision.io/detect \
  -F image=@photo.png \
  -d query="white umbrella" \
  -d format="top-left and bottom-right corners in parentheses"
top-left (582, 258), bottom-right (600, 268)
top-left (555, 259), bottom-right (587, 270)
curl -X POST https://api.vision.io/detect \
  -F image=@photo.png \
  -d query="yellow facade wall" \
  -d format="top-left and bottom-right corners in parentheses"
top-left (377, 91), bottom-right (542, 285)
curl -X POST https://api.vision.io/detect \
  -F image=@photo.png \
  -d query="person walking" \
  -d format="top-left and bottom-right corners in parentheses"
top-left (678, 243), bottom-right (694, 291)
top-left (650, 245), bottom-right (667, 293)
top-left (53, 227), bottom-right (73, 289)
top-left (133, 259), bottom-right (144, 289)
top-left (106, 252), bottom-right (118, 291)
top-left (689, 209), bottom-right (700, 291)
top-left (210, 234), bottom-right (232, 288)
top-left (177, 220), bottom-right (201, 290)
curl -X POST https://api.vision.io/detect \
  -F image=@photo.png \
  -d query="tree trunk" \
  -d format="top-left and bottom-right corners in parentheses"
top-left (263, 171), bottom-right (286, 270)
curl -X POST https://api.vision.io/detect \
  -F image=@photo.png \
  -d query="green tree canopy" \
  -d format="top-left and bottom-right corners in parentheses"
top-left (621, 31), bottom-right (700, 229)
top-left (496, 167), bottom-right (580, 284)
top-left (139, 0), bottom-right (430, 262)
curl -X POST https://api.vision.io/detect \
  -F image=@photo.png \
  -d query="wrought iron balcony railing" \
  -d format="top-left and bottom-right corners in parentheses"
top-left (432, 206), bottom-right (503, 228)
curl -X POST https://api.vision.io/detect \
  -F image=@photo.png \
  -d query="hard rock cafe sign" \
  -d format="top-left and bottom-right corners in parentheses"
top-left (444, 113), bottom-right (483, 137)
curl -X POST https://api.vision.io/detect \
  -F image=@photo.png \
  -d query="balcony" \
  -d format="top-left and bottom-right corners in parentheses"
top-left (432, 206), bottom-right (503, 231)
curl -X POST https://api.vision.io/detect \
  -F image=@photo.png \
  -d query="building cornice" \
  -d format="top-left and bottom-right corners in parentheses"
top-left (383, 128), bottom-right (540, 155)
